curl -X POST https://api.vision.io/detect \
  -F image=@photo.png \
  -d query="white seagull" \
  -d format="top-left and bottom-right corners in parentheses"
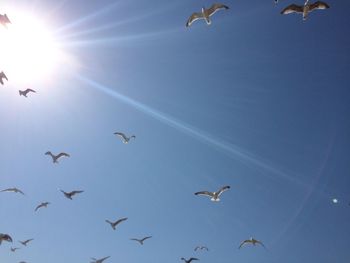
top-left (281, 0), bottom-right (329, 20)
top-left (130, 236), bottom-right (152, 245)
top-left (19, 89), bottom-right (36, 97)
top-left (238, 237), bottom-right (266, 249)
top-left (19, 239), bottom-right (33, 246)
top-left (35, 202), bottom-right (50, 212)
top-left (105, 217), bottom-right (128, 230)
top-left (0, 233), bottom-right (13, 245)
top-left (0, 14), bottom-right (11, 28)
top-left (45, 151), bottom-right (70, 163)
top-left (0, 71), bottom-right (8, 85)
top-left (1, 187), bottom-right (25, 195)
top-left (60, 189), bottom-right (84, 200)
top-left (186, 3), bottom-right (229, 27)
top-left (194, 246), bottom-right (209, 251)
top-left (194, 185), bottom-right (230, 201)
top-left (90, 256), bottom-right (110, 263)
top-left (114, 132), bottom-right (136, 144)
top-left (181, 258), bottom-right (199, 263)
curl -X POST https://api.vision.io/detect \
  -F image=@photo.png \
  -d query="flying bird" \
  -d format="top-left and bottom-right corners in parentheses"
top-left (45, 151), bottom-right (70, 163)
top-left (130, 236), bottom-right (152, 245)
top-left (0, 14), bottom-right (11, 28)
top-left (114, 132), bottom-right (136, 144)
top-left (0, 71), bottom-right (8, 85)
top-left (35, 202), bottom-right (50, 212)
top-left (19, 239), bottom-right (33, 246)
top-left (10, 247), bottom-right (20, 252)
top-left (105, 217), bottom-right (128, 230)
top-left (194, 246), bottom-right (209, 251)
top-left (19, 89), bottom-right (36, 97)
top-left (238, 237), bottom-right (266, 249)
top-left (194, 185), bottom-right (230, 201)
top-left (186, 3), bottom-right (229, 27)
top-left (0, 233), bottom-right (13, 245)
top-left (281, 1), bottom-right (329, 20)
top-left (91, 256), bottom-right (110, 263)
top-left (181, 258), bottom-right (199, 263)
top-left (1, 187), bottom-right (25, 195)
top-left (60, 189), bottom-right (84, 200)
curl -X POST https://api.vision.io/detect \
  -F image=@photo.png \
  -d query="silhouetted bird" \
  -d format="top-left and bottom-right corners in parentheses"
top-left (0, 234), bottom-right (13, 244)
top-left (281, 0), bottom-right (329, 20)
top-left (10, 247), bottom-right (20, 252)
top-left (181, 258), bottom-right (199, 263)
top-left (114, 132), bottom-right (136, 144)
top-left (60, 189), bottom-right (84, 200)
top-left (19, 89), bottom-right (36, 97)
top-left (195, 185), bottom-right (230, 201)
top-left (238, 237), bottom-right (265, 249)
top-left (0, 71), bottom-right (8, 85)
top-left (130, 236), bottom-right (152, 245)
top-left (35, 202), bottom-right (50, 212)
top-left (194, 246), bottom-right (209, 251)
top-left (0, 14), bottom-right (11, 28)
top-left (91, 256), bottom-right (110, 263)
top-left (1, 187), bottom-right (24, 195)
top-left (45, 151), bottom-right (70, 163)
top-left (105, 218), bottom-right (128, 230)
top-left (186, 4), bottom-right (229, 27)
top-left (19, 239), bottom-right (33, 246)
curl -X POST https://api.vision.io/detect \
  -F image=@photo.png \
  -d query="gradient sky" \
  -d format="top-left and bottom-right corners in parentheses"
top-left (1, 0), bottom-right (350, 262)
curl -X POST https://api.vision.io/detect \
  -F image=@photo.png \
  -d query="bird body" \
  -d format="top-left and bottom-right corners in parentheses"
top-left (238, 237), bottom-right (265, 249)
top-left (105, 217), bottom-right (128, 230)
top-left (130, 236), bottom-right (152, 245)
top-left (0, 233), bottom-right (13, 244)
top-left (91, 256), bottom-right (110, 263)
top-left (35, 202), bottom-right (50, 212)
top-left (1, 187), bottom-right (24, 195)
top-left (19, 239), bottom-right (33, 246)
top-left (0, 71), bottom-right (8, 85)
top-left (19, 89), bottom-right (36, 97)
top-left (60, 189), bottom-right (84, 200)
top-left (0, 14), bottom-right (11, 28)
top-left (45, 151), bottom-right (70, 163)
top-left (114, 132), bottom-right (136, 144)
top-left (281, 1), bottom-right (329, 20)
top-left (195, 185), bottom-right (230, 201)
top-left (194, 246), bottom-right (209, 251)
top-left (181, 257), bottom-right (199, 263)
top-left (186, 3), bottom-right (229, 27)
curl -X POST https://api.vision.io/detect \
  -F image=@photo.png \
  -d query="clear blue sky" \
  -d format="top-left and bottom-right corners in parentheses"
top-left (1, 0), bottom-right (350, 262)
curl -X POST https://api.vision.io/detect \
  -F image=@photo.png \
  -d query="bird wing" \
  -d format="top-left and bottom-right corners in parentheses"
top-left (115, 217), bottom-right (128, 225)
top-left (71, 190), bottom-right (84, 195)
top-left (202, 246), bottom-right (209, 251)
top-left (57, 152), bottom-right (70, 159)
top-left (186, 12), bottom-right (204, 27)
top-left (25, 89), bottom-right (36, 94)
top-left (281, 4), bottom-right (304, 14)
top-left (194, 246), bottom-right (200, 251)
top-left (238, 240), bottom-right (249, 249)
top-left (99, 256), bottom-right (110, 262)
top-left (114, 132), bottom-right (128, 141)
top-left (194, 191), bottom-right (214, 197)
top-left (217, 185), bottom-right (230, 197)
top-left (188, 258), bottom-right (199, 263)
top-left (130, 238), bottom-right (140, 242)
top-left (17, 188), bottom-right (25, 195)
top-left (256, 239), bottom-right (266, 248)
top-left (1, 188), bottom-right (11, 192)
top-left (35, 204), bottom-right (42, 211)
top-left (309, 1), bottom-right (330, 12)
top-left (207, 3), bottom-right (229, 17)
top-left (141, 236), bottom-right (152, 242)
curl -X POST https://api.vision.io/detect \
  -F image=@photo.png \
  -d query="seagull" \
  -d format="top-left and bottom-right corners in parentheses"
top-left (281, 0), bottom-right (329, 20)
top-left (0, 14), bottom-right (11, 28)
top-left (45, 151), bottom-right (70, 163)
top-left (19, 239), bottom-right (33, 246)
top-left (35, 202), bottom-right (50, 212)
top-left (90, 256), bottom-right (110, 263)
top-left (60, 189), bottom-right (84, 200)
top-left (0, 71), bottom-right (8, 85)
top-left (194, 246), bottom-right (209, 251)
top-left (114, 132), bottom-right (136, 144)
top-left (186, 3), bottom-right (229, 27)
top-left (105, 217), bottom-right (128, 230)
top-left (19, 89), bottom-right (36, 97)
top-left (181, 258), bottom-right (199, 263)
top-left (194, 185), bottom-right (230, 202)
top-left (1, 187), bottom-right (25, 195)
top-left (130, 236), bottom-right (152, 245)
top-left (10, 247), bottom-right (20, 252)
top-left (238, 237), bottom-right (266, 249)
top-left (0, 233), bottom-right (13, 245)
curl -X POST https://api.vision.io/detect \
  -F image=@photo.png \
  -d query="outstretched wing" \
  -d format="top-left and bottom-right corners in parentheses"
top-left (99, 256), bottom-right (110, 262)
top-left (217, 185), bottom-right (230, 197)
top-left (35, 204), bottom-right (42, 211)
top-left (71, 190), bottom-right (84, 195)
top-left (115, 217), bottom-right (128, 225)
top-left (114, 132), bottom-right (128, 141)
top-left (281, 4), bottom-right (303, 14)
top-left (188, 258), bottom-right (199, 263)
top-left (25, 89), bottom-right (36, 94)
top-left (186, 12), bottom-right (204, 27)
top-left (207, 3), bottom-right (229, 17)
top-left (309, 1), bottom-right (330, 12)
top-left (57, 152), bottom-right (70, 159)
top-left (194, 191), bottom-right (214, 197)
top-left (238, 240), bottom-right (249, 249)
top-left (256, 239), bottom-right (266, 249)
top-left (141, 236), bottom-right (152, 242)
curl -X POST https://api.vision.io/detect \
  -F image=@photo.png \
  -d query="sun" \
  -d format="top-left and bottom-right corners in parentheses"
top-left (0, 10), bottom-right (69, 85)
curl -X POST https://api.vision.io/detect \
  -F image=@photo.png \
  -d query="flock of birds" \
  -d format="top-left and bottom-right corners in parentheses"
top-left (0, 0), bottom-right (332, 262)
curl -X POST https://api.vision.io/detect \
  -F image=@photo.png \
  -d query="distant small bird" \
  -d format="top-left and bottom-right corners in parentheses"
top-left (0, 71), bottom-right (8, 85)
top-left (1, 187), bottom-right (25, 195)
top-left (19, 239), bottom-right (33, 246)
top-left (0, 233), bottom-right (13, 245)
top-left (281, 0), bottom-right (329, 20)
top-left (45, 151), bottom-right (70, 163)
top-left (186, 3), bottom-right (229, 27)
top-left (60, 189), bottom-right (84, 200)
top-left (181, 258), bottom-right (199, 263)
top-left (114, 132), bottom-right (136, 144)
top-left (18, 261), bottom-right (27, 263)
top-left (332, 198), bottom-right (338, 204)
top-left (194, 185), bottom-right (230, 201)
top-left (90, 256), bottom-right (110, 263)
top-left (238, 237), bottom-right (265, 249)
top-left (105, 218), bottom-right (128, 230)
top-left (0, 14), bottom-right (11, 28)
top-left (10, 247), bottom-right (20, 252)
top-left (130, 236), bottom-right (152, 245)
top-left (194, 246), bottom-right (209, 251)
top-left (19, 89), bottom-right (36, 97)
top-left (35, 202), bottom-right (50, 212)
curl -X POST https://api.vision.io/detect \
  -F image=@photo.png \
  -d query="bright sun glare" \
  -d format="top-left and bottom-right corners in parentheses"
top-left (0, 11), bottom-right (68, 84)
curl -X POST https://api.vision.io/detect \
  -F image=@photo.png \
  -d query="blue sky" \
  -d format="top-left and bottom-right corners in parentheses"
top-left (1, 0), bottom-right (350, 262)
